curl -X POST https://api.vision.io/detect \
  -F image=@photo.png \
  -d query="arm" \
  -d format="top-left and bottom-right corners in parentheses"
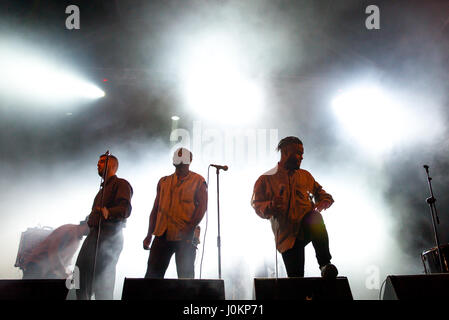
top-left (106, 180), bottom-right (133, 221)
top-left (147, 179), bottom-right (162, 236)
top-left (47, 230), bottom-right (70, 277)
top-left (143, 179), bottom-right (161, 250)
top-left (189, 180), bottom-right (208, 228)
top-left (251, 176), bottom-right (276, 219)
top-left (313, 180), bottom-right (334, 211)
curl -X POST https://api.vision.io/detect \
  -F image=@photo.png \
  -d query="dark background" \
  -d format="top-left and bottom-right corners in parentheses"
top-left (0, 0), bottom-right (448, 299)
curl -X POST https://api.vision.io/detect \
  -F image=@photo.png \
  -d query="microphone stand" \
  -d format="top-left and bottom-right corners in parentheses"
top-left (92, 151), bottom-right (110, 297)
top-left (423, 165), bottom-right (445, 273)
top-left (215, 167), bottom-right (225, 279)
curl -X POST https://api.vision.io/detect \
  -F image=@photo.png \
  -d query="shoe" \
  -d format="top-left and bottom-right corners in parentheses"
top-left (320, 263), bottom-right (338, 279)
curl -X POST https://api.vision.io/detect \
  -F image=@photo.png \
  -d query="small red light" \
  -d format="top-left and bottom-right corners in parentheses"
top-left (103, 78), bottom-right (108, 82)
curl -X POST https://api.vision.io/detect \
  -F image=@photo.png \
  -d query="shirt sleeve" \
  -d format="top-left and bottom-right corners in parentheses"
top-left (189, 180), bottom-right (208, 227)
top-left (107, 180), bottom-right (133, 221)
top-left (312, 179), bottom-right (334, 205)
top-left (251, 176), bottom-right (275, 219)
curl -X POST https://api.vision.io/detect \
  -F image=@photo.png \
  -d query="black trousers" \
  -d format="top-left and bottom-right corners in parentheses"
top-left (281, 211), bottom-right (332, 277)
top-left (144, 233), bottom-right (196, 279)
top-left (75, 225), bottom-right (123, 300)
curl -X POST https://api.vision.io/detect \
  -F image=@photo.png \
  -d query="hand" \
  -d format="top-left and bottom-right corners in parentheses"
top-left (315, 200), bottom-right (332, 213)
top-left (55, 268), bottom-right (69, 279)
top-left (143, 235), bottom-right (153, 250)
top-left (65, 267), bottom-right (73, 277)
top-left (100, 207), bottom-right (109, 220)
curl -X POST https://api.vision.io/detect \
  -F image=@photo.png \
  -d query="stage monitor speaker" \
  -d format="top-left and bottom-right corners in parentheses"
top-left (253, 277), bottom-right (353, 300)
top-left (0, 279), bottom-right (68, 300)
top-left (121, 278), bottom-right (225, 300)
top-left (383, 274), bottom-right (449, 300)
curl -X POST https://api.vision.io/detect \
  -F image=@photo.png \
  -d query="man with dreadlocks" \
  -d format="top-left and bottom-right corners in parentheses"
top-left (251, 136), bottom-right (338, 278)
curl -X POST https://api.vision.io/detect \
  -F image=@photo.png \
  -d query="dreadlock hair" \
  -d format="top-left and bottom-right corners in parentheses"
top-left (276, 136), bottom-right (303, 152)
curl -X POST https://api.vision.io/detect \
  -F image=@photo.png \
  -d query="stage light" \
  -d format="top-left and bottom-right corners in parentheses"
top-left (331, 85), bottom-right (410, 154)
top-left (0, 41), bottom-right (105, 105)
top-left (171, 115), bottom-right (180, 121)
top-left (180, 33), bottom-right (264, 124)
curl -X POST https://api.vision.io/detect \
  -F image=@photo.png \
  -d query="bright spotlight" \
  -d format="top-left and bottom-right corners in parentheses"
top-left (171, 115), bottom-right (180, 121)
top-left (73, 81), bottom-right (105, 99)
top-left (0, 41), bottom-right (105, 105)
top-left (331, 85), bottom-right (411, 153)
top-left (180, 34), bottom-right (264, 124)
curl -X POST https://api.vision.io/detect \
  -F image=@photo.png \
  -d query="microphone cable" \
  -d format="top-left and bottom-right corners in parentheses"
top-left (199, 165), bottom-right (211, 279)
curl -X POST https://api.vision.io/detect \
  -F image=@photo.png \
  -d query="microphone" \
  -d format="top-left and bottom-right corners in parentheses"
top-left (423, 164), bottom-right (429, 170)
top-left (210, 164), bottom-right (228, 171)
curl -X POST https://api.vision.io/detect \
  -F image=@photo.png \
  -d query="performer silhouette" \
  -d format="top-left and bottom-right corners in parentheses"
top-left (75, 153), bottom-right (133, 300)
top-left (252, 136), bottom-right (337, 278)
top-left (143, 148), bottom-right (207, 279)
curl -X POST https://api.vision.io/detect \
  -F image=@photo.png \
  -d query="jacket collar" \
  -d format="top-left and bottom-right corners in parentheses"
top-left (101, 175), bottom-right (117, 187)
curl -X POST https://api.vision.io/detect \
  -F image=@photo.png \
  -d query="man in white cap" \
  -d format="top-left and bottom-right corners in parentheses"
top-left (143, 148), bottom-right (207, 278)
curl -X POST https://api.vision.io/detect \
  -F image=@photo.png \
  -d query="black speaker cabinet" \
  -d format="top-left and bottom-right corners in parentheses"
top-left (383, 274), bottom-right (449, 300)
top-left (253, 277), bottom-right (353, 300)
top-left (0, 279), bottom-right (68, 300)
top-left (121, 278), bottom-right (225, 300)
